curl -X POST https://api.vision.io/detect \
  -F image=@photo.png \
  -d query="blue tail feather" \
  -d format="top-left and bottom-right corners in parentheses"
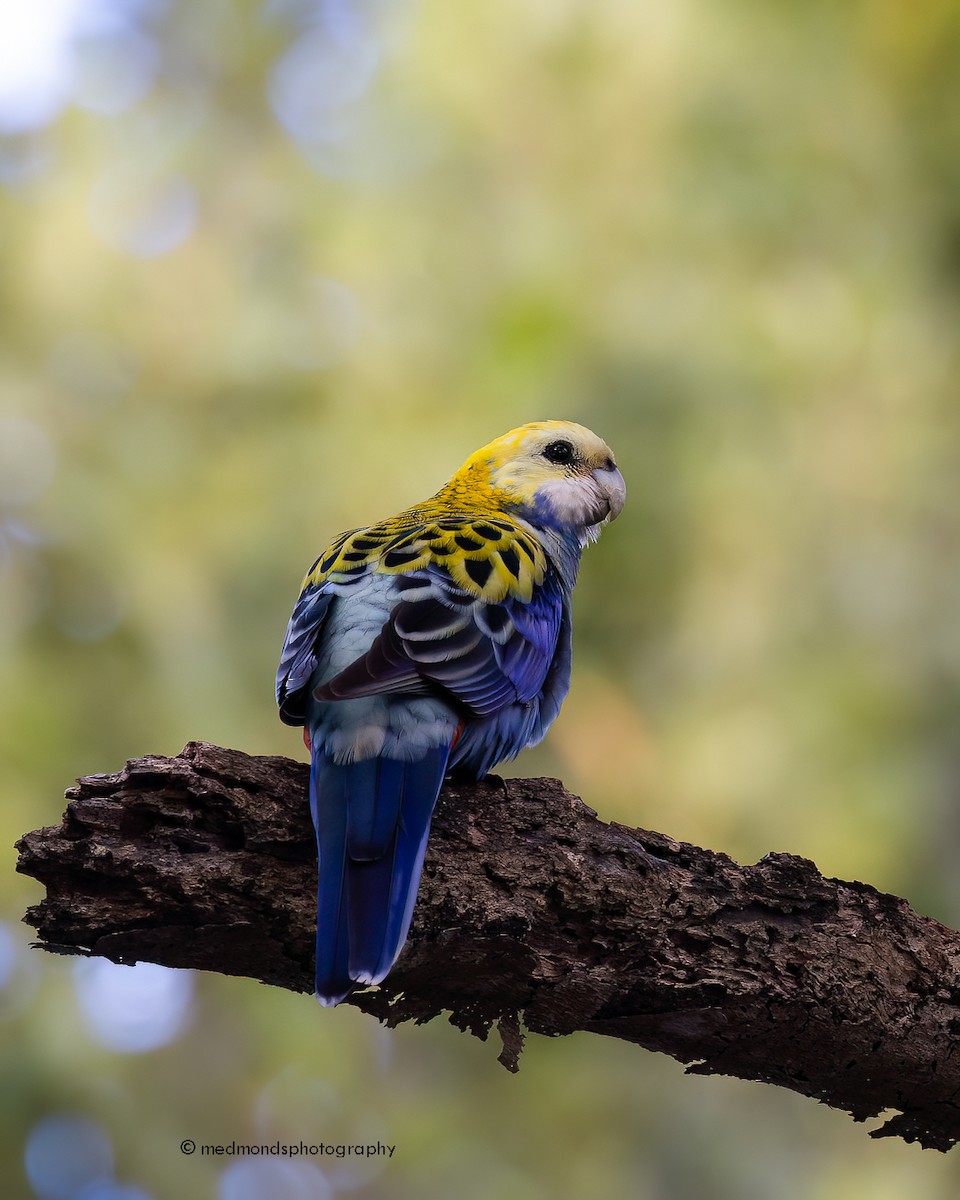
top-left (373, 759), bottom-right (444, 980)
top-left (309, 742), bottom-right (450, 1006)
top-left (309, 760), bottom-right (352, 1006)
top-left (345, 758), bottom-right (404, 860)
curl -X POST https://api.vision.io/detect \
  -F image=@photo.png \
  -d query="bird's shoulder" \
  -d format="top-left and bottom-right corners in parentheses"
top-left (301, 504), bottom-right (550, 604)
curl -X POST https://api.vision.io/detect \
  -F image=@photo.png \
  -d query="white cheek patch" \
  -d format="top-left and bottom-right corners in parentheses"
top-left (536, 477), bottom-right (607, 531)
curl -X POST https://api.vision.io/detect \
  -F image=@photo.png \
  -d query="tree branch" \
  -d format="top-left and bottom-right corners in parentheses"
top-left (15, 741), bottom-right (960, 1151)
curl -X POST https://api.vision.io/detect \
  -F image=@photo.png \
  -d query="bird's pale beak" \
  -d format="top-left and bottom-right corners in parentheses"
top-left (592, 464), bottom-right (626, 522)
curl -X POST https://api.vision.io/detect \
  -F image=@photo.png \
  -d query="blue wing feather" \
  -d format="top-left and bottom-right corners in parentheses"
top-left (315, 563), bottom-right (565, 721)
top-left (451, 591), bottom-right (573, 778)
top-left (277, 583), bottom-right (334, 725)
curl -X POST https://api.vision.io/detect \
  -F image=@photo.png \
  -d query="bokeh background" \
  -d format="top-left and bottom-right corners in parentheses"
top-left (3, 0), bottom-right (960, 1196)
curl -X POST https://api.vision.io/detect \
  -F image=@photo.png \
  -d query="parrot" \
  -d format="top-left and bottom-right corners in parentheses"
top-left (276, 420), bottom-right (626, 1006)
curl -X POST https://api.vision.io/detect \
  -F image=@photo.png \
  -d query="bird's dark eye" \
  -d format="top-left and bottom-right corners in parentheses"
top-left (542, 440), bottom-right (575, 465)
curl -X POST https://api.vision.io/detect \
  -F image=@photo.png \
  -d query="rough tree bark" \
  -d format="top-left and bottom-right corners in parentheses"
top-left (15, 741), bottom-right (960, 1152)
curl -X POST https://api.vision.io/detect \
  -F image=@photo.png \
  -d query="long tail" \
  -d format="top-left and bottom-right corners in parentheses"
top-left (308, 742), bottom-right (451, 1006)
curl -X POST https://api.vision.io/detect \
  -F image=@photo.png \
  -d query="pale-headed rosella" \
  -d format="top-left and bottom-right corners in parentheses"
top-left (277, 421), bottom-right (625, 1005)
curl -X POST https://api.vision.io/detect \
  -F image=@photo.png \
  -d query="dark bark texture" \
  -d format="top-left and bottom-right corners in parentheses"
top-left (15, 741), bottom-right (960, 1151)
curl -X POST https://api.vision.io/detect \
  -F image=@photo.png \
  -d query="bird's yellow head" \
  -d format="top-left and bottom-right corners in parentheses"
top-left (443, 421), bottom-right (626, 545)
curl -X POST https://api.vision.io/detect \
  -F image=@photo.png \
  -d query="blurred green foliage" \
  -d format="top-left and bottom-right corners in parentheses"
top-left (3, 0), bottom-right (960, 1196)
